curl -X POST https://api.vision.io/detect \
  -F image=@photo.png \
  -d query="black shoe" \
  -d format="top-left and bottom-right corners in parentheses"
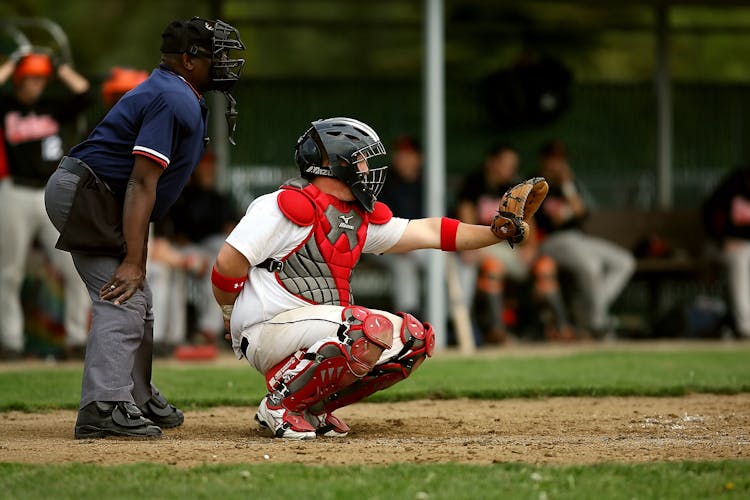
top-left (140, 389), bottom-right (184, 428)
top-left (74, 401), bottom-right (162, 439)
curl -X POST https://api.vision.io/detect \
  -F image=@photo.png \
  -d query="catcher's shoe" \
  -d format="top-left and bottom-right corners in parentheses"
top-left (74, 401), bottom-right (162, 439)
top-left (304, 411), bottom-right (351, 437)
top-left (255, 396), bottom-right (316, 440)
top-left (139, 389), bottom-right (184, 429)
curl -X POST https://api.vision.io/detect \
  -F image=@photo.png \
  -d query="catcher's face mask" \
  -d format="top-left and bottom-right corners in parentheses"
top-left (182, 18), bottom-right (245, 145)
top-left (205, 19), bottom-right (245, 93)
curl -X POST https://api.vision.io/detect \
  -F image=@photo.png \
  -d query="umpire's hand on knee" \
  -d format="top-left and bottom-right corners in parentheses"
top-left (100, 261), bottom-right (145, 305)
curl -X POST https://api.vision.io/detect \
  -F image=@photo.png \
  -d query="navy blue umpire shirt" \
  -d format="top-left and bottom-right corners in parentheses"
top-left (69, 64), bottom-right (209, 221)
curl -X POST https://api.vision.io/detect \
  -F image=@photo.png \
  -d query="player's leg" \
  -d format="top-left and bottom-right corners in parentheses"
top-left (531, 255), bottom-right (575, 340)
top-left (196, 244), bottom-right (225, 338)
top-left (316, 312), bottom-right (435, 415)
top-left (474, 255), bottom-right (507, 343)
top-left (0, 184), bottom-right (36, 356)
top-left (38, 201), bottom-right (91, 355)
top-left (147, 260), bottom-right (179, 354)
top-left (724, 241), bottom-right (750, 338)
top-left (583, 235), bottom-right (636, 326)
top-left (541, 230), bottom-right (603, 332)
top-left (244, 305), bottom-right (406, 439)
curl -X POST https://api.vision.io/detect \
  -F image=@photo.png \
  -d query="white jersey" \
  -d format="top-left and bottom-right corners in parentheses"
top-left (225, 191), bottom-right (409, 355)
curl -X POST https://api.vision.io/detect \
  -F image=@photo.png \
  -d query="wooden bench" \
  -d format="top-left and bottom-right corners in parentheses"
top-left (581, 209), bottom-right (716, 333)
top-left (582, 209), bottom-right (705, 278)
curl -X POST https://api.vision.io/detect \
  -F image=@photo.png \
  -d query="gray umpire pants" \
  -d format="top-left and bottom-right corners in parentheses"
top-left (45, 167), bottom-right (157, 409)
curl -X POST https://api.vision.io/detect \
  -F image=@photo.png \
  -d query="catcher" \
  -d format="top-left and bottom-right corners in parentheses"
top-left (212, 117), bottom-right (547, 439)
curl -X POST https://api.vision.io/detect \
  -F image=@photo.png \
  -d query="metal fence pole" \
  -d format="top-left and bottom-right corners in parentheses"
top-left (424, 0), bottom-right (447, 348)
top-left (655, 5), bottom-right (673, 209)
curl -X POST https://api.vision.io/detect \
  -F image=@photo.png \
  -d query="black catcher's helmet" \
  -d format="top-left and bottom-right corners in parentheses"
top-left (295, 117), bottom-right (388, 212)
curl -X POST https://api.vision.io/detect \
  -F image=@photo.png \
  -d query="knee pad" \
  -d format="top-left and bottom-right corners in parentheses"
top-left (397, 312), bottom-right (435, 362)
top-left (320, 313), bottom-right (435, 414)
top-left (342, 306), bottom-right (394, 376)
top-left (264, 306), bottom-right (394, 413)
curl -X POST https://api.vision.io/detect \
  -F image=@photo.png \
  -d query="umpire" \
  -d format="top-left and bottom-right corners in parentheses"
top-left (44, 18), bottom-right (245, 438)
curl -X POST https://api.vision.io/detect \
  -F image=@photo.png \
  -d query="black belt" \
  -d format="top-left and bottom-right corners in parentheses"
top-left (58, 156), bottom-right (89, 177)
top-left (258, 258), bottom-right (285, 273)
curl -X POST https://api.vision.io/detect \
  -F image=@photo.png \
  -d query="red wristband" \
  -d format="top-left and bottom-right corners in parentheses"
top-left (440, 217), bottom-right (460, 251)
top-left (211, 265), bottom-right (247, 293)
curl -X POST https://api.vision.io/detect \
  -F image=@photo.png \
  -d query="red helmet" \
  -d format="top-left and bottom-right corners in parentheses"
top-left (101, 67), bottom-right (149, 106)
top-left (13, 53), bottom-right (53, 85)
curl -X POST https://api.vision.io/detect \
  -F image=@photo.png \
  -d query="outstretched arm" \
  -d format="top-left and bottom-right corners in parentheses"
top-left (386, 177), bottom-right (548, 254)
top-left (385, 217), bottom-right (504, 254)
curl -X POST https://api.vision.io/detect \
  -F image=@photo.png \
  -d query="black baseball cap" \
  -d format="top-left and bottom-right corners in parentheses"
top-left (161, 17), bottom-right (214, 54)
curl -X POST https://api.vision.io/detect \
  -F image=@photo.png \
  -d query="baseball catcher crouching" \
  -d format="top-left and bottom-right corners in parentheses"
top-left (212, 117), bottom-right (547, 439)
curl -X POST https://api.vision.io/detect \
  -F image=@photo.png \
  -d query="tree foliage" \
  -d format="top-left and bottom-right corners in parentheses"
top-left (2, 0), bottom-right (750, 82)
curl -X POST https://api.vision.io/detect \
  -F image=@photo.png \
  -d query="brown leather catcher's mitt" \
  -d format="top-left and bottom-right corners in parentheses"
top-left (490, 177), bottom-right (549, 247)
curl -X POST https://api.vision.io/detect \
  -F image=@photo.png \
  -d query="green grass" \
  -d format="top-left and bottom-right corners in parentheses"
top-left (1, 349), bottom-right (749, 411)
top-left (0, 461), bottom-right (748, 499)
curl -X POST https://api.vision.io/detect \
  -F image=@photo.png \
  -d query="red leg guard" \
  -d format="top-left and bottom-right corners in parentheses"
top-left (321, 317), bottom-right (435, 413)
top-left (265, 306), bottom-right (394, 414)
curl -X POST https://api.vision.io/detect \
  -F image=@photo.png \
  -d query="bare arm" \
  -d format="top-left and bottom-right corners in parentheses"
top-left (213, 244), bottom-right (250, 304)
top-left (0, 58), bottom-right (15, 86)
top-left (385, 217), bottom-right (504, 254)
top-left (100, 156), bottom-right (162, 304)
top-left (56, 63), bottom-right (90, 94)
top-left (213, 243), bottom-right (251, 333)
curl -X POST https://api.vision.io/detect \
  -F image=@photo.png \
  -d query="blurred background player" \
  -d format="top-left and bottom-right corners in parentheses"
top-left (0, 50), bottom-right (91, 360)
top-left (101, 67), bottom-right (149, 109)
top-left (702, 165), bottom-right (750, 340)
top-left (147, 149), bottom-right (238, 358)
top-left (376, 134), bottom-right (428, 317)
top-left (534, 139), bottom-right (635, 337)
top-left (455, 142), bottom-right (572, 344)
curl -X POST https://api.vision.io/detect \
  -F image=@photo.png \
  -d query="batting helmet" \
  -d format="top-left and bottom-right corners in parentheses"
top-left (294, 117), bottom-right (388, 212)
top-left (13, 53), bottom-right (53, 86)
top-left (101, 67), bottom-right (149, 107)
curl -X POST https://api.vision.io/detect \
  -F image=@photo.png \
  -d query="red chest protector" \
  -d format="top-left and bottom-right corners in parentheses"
top-left (272, 177), bottom-right (392, 306)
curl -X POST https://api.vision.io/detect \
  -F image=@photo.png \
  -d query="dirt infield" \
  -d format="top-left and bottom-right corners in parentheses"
top-left (1, 394), bottom-right (748, 466)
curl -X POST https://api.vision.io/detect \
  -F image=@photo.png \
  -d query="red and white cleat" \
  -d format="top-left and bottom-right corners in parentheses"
top-left (304, 411), bottom-right (350, 437)
top-left (255, 396), bottom-right (316, 440)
